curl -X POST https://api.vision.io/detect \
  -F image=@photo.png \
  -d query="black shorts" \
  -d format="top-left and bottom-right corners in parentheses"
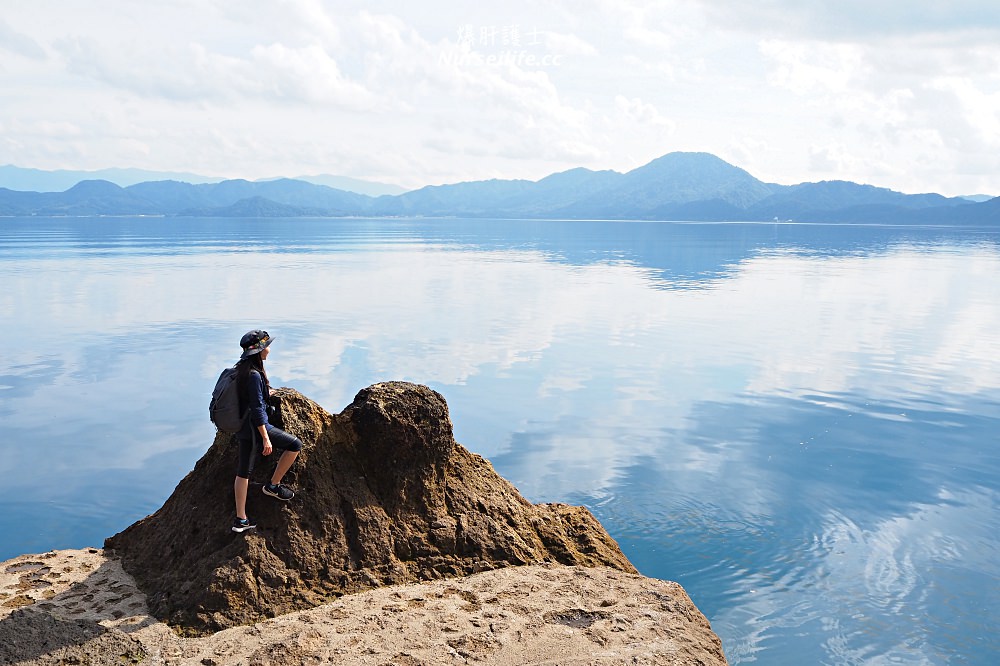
top-left (235, 425), bottom-right (303, 479)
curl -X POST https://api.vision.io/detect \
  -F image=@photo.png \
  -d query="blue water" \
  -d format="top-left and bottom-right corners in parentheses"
top-left (1, 216), bottom-right (998, 664)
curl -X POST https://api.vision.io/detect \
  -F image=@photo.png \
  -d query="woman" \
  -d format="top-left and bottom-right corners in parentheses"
top-left (232, 329), bottom-right (302, 533)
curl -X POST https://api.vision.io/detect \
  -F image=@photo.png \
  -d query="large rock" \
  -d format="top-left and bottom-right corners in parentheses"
top-left (0, 549), bottom-right (728, 666)
top-left (106, 382), bottom-right (637, 634)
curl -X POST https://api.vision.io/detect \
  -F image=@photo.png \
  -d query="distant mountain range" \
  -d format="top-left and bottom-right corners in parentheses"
top-left (0, 153), bottom-right (996, 224)
top-left (0, 165), bottom-right (406, 197)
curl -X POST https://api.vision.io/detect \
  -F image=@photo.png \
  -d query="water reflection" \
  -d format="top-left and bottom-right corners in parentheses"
top-left (1, 217), bottom-right (998, 665)
top-left (586, 389), bottom-right (1000, 664)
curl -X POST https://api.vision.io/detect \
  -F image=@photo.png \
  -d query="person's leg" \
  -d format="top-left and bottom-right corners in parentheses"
top-left (266, 427), bottom-right (302, 486)
top-left (235, 436), bottom-right (257, 518)
top-left (234, 476), bottom-right (249, 519)
top-left (271, 450), bottom-right (298, 485)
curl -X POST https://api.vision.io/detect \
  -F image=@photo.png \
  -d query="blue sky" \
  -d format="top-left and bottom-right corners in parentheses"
top-left (2, 1), bottom-right (998, 195)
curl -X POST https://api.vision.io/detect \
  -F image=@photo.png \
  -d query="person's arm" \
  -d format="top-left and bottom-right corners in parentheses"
top-left (258, 423), bottom-right (272, 456)
top-left (248, 371), bottom-right (273, 455)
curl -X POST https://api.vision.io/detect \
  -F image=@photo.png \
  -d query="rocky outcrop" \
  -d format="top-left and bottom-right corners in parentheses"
top-left (106, 382), bottom-right (637, 634)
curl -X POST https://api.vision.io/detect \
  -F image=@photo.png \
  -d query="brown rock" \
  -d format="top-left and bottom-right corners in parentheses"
top-left (106, 382), bottom-right (637, 634)
top-left (0, 608), bottom-right (146, 666)
top-left (0, 549), bottom-right (727, 666)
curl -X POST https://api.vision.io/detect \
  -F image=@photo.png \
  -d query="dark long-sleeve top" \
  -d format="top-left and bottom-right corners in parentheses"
top-left (239, 370), bottom-right (271, 438)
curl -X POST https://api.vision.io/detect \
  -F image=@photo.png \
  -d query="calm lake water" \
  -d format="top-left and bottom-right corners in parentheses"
top-left (1, 216), bottom-right (998, 664)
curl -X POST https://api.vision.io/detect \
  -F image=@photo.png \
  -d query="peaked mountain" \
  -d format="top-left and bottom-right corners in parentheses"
top-left (554, 152), bottom-right (778, 218)
top-left (369, 153), bottom-right (776, 219)
top-left (0, 180), bottom-right (161, 216)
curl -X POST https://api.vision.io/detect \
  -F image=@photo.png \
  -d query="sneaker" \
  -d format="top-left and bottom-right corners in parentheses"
top-left (232, 516), bottom-right (256, 533)
top-left (262, 483), bottom-right (294, 501)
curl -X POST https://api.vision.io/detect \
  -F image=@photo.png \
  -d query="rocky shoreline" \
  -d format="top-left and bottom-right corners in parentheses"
top-left (2, 382), bottom-right (728, 665)
top-left (1, 549), bottom-right (726, 665)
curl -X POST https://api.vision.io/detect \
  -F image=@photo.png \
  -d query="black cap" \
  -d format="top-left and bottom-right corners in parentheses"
top-left (239, 329), bottom-right (273, 359)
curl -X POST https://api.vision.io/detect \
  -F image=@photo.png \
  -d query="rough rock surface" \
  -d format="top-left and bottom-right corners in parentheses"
top-left (0, 549), bottom-right (728, 666)
top-left (106, 382), bottom-right (638, 634)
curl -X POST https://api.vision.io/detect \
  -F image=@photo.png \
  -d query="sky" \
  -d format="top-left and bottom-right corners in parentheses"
top-left (1, 0), bottom-right (999, 196)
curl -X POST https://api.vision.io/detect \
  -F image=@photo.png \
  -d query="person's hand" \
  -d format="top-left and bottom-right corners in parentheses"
top-left (262, 439), bottom-right (273, 456)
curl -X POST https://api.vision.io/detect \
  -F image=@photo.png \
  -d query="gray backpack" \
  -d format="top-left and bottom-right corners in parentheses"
top-left (209, 366), bottom-right (248, 433)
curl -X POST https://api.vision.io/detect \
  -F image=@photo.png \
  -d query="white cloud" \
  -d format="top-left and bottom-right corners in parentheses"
top-left (607, 0), bottom-right (703, 50)
top-left (754, 33), bottom-right (1000, 191)
top-left (614, 95), bottom-right (676, 129)
top-left (0, 18), bottom-right (47, 60)
top-left (248, 42), bottom-right (377, 107)
top-left (927, 76), bottom-right (1000, 146)
top-left (271, 0), bottom-right (344, 45)
top-left (542, 30), bottom-right (598, 56)
top-left (51, 33), bottom-right (377, 110)
top-left (759, 40), bottom-right (865, 95)
top-left (2, 1), bottom-right (999, 194)
top-left (722, 136), bottom-right (773, 177)
top-left (343, 11), bottom-right (602, 174)
top-left (694, 0), bottom-right (1000, 42)
top-left (807, 142), bottom-right (862, 175)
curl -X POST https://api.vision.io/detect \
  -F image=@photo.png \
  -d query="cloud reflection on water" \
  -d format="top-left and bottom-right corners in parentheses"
top-left (4, 225), bottom-right (998, 486)
top-left (2, 218), bottom-right (998, 665)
